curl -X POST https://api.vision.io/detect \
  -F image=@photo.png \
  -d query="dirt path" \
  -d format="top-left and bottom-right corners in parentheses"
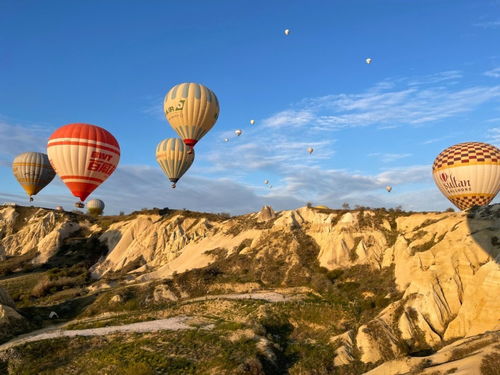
top-left (0, 316), bottom-right (192, 351)
top-left (0, 291), bottom-right (303, 351)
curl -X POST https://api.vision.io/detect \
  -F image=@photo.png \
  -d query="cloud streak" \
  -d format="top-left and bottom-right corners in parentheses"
top-left (255, 70), bottom-right (500, 137)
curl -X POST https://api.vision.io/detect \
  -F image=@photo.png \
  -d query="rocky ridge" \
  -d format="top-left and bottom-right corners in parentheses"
top-left (0, 203), bottom-right (498, 373)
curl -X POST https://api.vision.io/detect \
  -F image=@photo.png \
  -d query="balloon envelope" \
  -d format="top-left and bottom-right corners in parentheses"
top-left (432, 142), bottom-right (500, 210)
top-left (386, 185), bottom-right (392, 192)
top-left (12, 152), bottom-right (55, 199)
top-left (156, 138), bottom-right (194, 188)
top-left (250, 120), bottom-right (255, 125)
top-left (47, 123), bottom-right (120, 202)
top-left (307, 147), bottom-right (314, 154)
top-left (87, 199), bottom-right (105, 215)
top-left (235, 129), bottom-right (242, 136)
top-left (365, 58), bottom-right (372, 64)
top-left (164, 83), bottom-right (219, 148)
top-left (284, 29), bottom-right (290, 35)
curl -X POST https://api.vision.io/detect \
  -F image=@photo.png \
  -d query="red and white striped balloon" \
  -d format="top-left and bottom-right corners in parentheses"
top-left (47, 123), bottom-right (120, 202)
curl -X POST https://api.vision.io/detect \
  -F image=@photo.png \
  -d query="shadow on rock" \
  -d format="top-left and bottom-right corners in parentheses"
top-left (466, 204), bottom-right (500, 263)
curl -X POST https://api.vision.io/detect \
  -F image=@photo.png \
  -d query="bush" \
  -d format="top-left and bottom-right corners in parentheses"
top-left (480, 351), bottom-right (500, 375)
top-left (31, 265), bottom-right (89, 298)
top-left (449, 339), bottom-right (496, 361)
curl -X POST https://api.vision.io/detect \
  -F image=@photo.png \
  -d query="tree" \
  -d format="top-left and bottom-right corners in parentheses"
top-left (306, 202), bottom-right (312, 208)
top-left (445, 207), bottom-right (455, 212)
top-left (342, 202), bottom-right (350, 210)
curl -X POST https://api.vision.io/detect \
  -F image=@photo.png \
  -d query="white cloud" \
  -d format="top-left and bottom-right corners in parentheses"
top-left (260, 75), bottom-right (500, 132)
top-left (262, 109), bottom-right (315, 129)
top-left (487, 128), bottom-right (500, 146)
top-left (475, 20), bottom-right (500, 29)
top-left (485, 67), bottom-right (500, 78)
top-left (0, 121), bottom-right (51, 164)
top-left (369, 153), bottom-right (412, 163)
top-left (406, 70), bottom-right (462, 86)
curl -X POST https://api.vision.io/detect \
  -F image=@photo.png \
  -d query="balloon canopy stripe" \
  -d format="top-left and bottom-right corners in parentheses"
top-left (432, 142), bottom-right (500, 171)
top-left (60, 175), bottom-right (104, 183)
top-left (48, 123), bottom-right (120, 148)
top-left (449, 195), bottom-right (494, 211)
top-left (48, 137), bottom-right (120, 152)
top-left (48, 141), bottom-right (120, 156)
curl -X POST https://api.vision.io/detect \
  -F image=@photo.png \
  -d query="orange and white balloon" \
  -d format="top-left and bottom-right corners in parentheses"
top-left (432, 142), bottom-right (500, 210)
top-left (47, 123), bottom-right (120, 202)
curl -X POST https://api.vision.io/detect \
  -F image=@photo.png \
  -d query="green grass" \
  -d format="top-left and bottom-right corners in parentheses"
top-left (2, 329), bottom-right (270, 374)
top-left (0, 272), bottom-right (44, 304)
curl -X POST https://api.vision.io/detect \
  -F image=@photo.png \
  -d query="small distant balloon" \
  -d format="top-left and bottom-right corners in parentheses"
top-left (365, 58), bottom-right (372, 64)
top-left (386, 185), bottom-right (392, 193)
top-left (264, 180), bottom-right (269, 185)
top-left (307, 147), bottom-right (314, 155)
top-left (235, 129), bottom-right (242, 136)
top-left (250, 120), bottom-right (255, 125)
top-left (284, 29), bottom-right (290, 36)
top-left (224, 138), bottom-right (229, 142)
top-left (87, 199), bottom-right (105, 215)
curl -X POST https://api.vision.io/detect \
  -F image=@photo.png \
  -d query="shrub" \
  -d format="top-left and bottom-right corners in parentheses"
top-left (480, 351), bottom-right (500, 375)
top-left (449, 338), bottom-right (496, 361)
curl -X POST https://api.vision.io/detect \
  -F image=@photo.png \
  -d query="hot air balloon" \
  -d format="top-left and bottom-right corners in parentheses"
top-left (432, 142), bottom-right (500, 210)
top-left (87, 199), bottom-right (105, 215)
top-left (12, 152), bottom-right (56, 201)
top-left (386, 185), bottom-right (392, 193)
top-left (250, 120), bottom-right (255, 125)
top-left (264, 180), bottom-right (269, 185)
top-left (224, 138), bottom-right (229, 142)
top-left (47, 123), bottom-right (120, 205)
top-left (156, 138), bottom-right (194, 188)
top-left (307, 147), bottom-right (314, 155)
top-left (365, 58), bottom-right (372, 64)
top-left (284, 29), bottom-right (290, 35)
top-left (235, 129), bottom-right (242, 136)
top-left (163, 83), bottom-right (219, 152)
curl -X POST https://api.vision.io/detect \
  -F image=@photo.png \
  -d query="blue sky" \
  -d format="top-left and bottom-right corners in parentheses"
top-left (1, 0), bottom-right (500, 214)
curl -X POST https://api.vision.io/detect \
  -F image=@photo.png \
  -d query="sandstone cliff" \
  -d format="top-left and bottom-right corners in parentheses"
top-left (0, 204), bottom-right (498, 372)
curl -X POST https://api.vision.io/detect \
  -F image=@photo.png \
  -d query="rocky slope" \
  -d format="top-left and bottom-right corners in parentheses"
top-left (0, 203), bottom-right (498, 374)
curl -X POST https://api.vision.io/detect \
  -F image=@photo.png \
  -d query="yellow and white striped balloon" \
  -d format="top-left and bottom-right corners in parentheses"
top-left (12, 152), bottom-right (56, 200)
top-left (432, 142), bottom-right (500, 210)
top-left (163, 83), bottom-right (219, 149)
top-left (156, 138), bottom-right (194, 188)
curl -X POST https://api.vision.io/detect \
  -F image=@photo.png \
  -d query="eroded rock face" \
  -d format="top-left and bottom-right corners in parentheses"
top-left (0, 208), bottom-right (82, 264)
top-left (348, 209), bottom-right (500, 363)
top-left (0, 204), bottom-right (498, 365)
top-left (444, 261), bottom-right (500, 340)
top-left (92, 214), bottom-right (221, 278)
top-left (0, 287), bottom-right (29, 342)
top-left (330, 330), bottom-right (355, 366)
